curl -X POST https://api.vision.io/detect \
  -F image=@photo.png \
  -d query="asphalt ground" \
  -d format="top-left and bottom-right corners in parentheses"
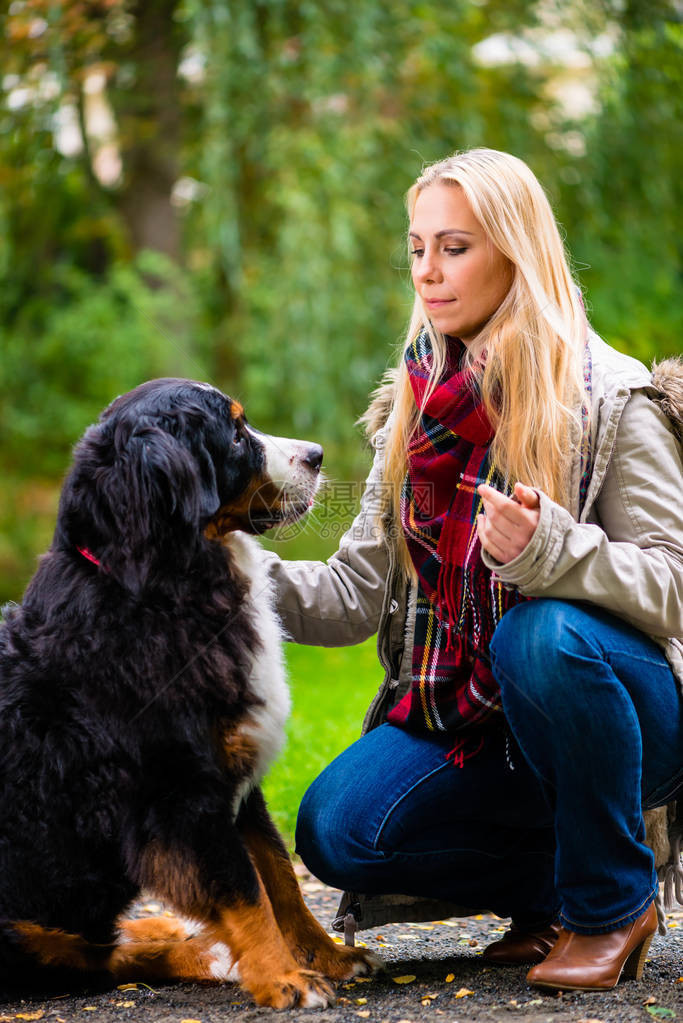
top-left (0, 866), bottom-right (681, 1023)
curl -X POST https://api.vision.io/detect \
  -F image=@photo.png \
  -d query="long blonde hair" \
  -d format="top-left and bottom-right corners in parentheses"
top-left (383, 148), bottom-right (587, 572)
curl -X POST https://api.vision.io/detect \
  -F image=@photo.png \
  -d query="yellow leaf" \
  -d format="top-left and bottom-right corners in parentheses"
top-left (355, 976), bottom-right (373, 983)
top-left (180, 1019), bottom-right (202, 1023)
top-left (117, 983), bottom-right (138, 991)
top-left (15, 1015), bottom-right (44, 1022)
top-left (445, 973), bottom-right (455, 983)
top-left (474, 914), bottom-right (484, 920)
top-left (357, 1013), bottom-right (370, 1019)
top-left (120, 1004), bottom-right (135, 1010)
top-left (409, 924), bottom-right (434, 930)
top-left (355, 997), bottom-right (367, 1005)
top-left (392, 974), bottom-right (417, 984)
top-left (455, 987), bottom-right (474, 999)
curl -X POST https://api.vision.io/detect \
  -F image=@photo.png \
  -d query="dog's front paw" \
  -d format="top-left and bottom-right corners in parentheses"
top-left (249, 968), bottom-right (336, 1009)
top-left (314, 943), bottom-right (383, 981)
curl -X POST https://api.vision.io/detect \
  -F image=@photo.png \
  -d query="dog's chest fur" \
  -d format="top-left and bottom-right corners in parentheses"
top-left (223, 532), bottom-right (290, 811)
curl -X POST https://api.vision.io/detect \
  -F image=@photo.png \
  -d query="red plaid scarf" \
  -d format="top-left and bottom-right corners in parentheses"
top-left (387, 330), bottom-right (528, 735)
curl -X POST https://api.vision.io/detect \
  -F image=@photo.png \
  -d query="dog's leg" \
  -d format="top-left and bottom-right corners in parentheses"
top-left (238, 788), bottom-right (382, 981)
top-left (114, 916), bottom-right (240, 982)
top-left (135, 835), bottom-right (336, 1008)
top-left (2, 920), bottom-right (114, 989)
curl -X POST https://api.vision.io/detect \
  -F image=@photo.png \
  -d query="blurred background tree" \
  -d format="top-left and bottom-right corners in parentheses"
top-left (1, 0), bottom-right (681, 601)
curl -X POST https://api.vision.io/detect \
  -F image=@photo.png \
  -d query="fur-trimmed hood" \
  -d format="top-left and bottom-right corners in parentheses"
top-left (358, 355), bottom-right (683, 445)
top-left (652, 357), bottom-right (683, 443)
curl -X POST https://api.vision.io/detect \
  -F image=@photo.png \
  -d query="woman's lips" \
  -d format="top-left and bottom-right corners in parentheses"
top-left (425, 298), bottom-right (455, 307)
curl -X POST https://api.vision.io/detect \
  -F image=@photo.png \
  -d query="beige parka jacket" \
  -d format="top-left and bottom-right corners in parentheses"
top-left (263, 335), bottom-right (683, 936)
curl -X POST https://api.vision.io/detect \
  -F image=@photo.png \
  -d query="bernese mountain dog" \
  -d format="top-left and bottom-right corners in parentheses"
top-left (0, 378), bottom-right (379, 1008)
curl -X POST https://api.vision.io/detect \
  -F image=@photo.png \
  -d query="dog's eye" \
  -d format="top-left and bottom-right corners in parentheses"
top-left (233, 433), bottom-right (242, 446)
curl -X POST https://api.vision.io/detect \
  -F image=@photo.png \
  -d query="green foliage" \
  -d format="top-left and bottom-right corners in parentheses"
top-left (0, 252), bottom-right (207, 477)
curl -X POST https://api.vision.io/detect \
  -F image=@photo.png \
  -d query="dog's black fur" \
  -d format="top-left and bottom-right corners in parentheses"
top-left (0, 379), bottom-right (367, 1004)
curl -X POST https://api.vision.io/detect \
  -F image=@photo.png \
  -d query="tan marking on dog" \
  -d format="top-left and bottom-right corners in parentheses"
top-left (117, 916), bottom-right (190, 944)
top-left (110, 934), bottom-right (224, 982)
top-left (204, 475), bottom-right (285, 538)
top-left (205, 876), bottom-right (334, 1008)
top-left (12, 921), bottom-right (112, 972)
top-left (219, 726), bottom-right (260, 776)
top-left (230, 400), bottom-right (244, 420)
top-left (242, 827), bottom-right (380, 981)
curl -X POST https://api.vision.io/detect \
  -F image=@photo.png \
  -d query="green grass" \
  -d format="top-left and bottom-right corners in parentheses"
top-left (262, 637), bottom-right (383, 848)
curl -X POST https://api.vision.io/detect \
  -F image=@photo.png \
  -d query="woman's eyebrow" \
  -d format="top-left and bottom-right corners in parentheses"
top-left (408, 229), bottom-right (475, 240)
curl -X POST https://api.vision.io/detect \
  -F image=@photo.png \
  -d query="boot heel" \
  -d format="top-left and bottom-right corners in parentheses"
top-left (622, 933), bottom-right (654, 981)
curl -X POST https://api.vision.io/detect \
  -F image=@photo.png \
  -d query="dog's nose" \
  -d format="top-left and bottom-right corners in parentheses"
top-left (303, 444), bottom-right (323, 473)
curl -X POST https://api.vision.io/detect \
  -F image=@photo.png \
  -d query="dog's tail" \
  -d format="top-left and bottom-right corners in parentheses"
top-left (0, 919), bottom-right (113, 992)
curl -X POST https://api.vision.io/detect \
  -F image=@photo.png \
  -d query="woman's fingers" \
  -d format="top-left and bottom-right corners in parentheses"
top-left (476, 483), bottom-right (541, 563)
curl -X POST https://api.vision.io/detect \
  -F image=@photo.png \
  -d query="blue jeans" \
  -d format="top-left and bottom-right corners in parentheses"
top-left (296, 600), bottom-right (683, 935)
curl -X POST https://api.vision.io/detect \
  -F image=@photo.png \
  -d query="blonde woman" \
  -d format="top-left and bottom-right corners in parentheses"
top-left (263, 148), bottom-right (683, 991)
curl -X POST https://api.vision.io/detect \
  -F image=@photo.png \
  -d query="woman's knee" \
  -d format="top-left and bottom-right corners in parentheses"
top-left (490, 599), bottom-right (598, 710)
top-left (295, 762), bottom-right (382, 891)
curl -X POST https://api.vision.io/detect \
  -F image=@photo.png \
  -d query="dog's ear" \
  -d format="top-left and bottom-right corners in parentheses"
top-left (78, 421), bottom-right (220, 595)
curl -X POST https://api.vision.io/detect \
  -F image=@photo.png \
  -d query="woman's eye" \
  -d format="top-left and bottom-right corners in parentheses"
top-left (410, 249), bottom-right (423, 257)
top-left (445, 247), bottom-right (467, 256)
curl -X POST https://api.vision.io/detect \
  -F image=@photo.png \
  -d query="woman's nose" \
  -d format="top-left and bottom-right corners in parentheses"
top-left (415, 252), bottom-right (442, 284)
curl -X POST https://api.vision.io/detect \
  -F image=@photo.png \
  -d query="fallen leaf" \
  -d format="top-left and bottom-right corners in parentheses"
top-left (454, 988), bottom-right (474, 999)
top-left (445, 973), bottom-right (455, 983)
top-left (644, 997), bottom-right (658, 1005)
top-left (82, 1010), bottom-right (97, 1013)
top-left (120, 1004), bottom-right (135, 1010)
top-left (468, 938), bottom-right (478, 946)
top-left (117, 983), bottom-right (138, 991)
top-left (180, 1019), bottom-right (202, 1023)
top-left (356, 998), bottom-right (367, 1005)
top-left (409, 924), bottom-right (434, 930)
top-left (392, 974), bottom-right (417, 984)
top-left (357, 1013), bottom-right (370, 1019)
top-left (15, 1015), bottom-right (44, 1022)
top-left (575, 1018), bottom-right (606, 1023)
top-left (474, 914), bottom-right (484, 920)
top-left (646, 1009), bottom-right (675, 1019)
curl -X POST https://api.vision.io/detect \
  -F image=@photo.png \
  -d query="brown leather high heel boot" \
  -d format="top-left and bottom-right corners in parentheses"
top-left (483, 921), bottom-right (561, 965)
top-left (526, 902), bottom-right (658, 991)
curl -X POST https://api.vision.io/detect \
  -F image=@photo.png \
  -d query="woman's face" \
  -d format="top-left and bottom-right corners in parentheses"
top-left (409, 182), bottom-right (512, 345)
